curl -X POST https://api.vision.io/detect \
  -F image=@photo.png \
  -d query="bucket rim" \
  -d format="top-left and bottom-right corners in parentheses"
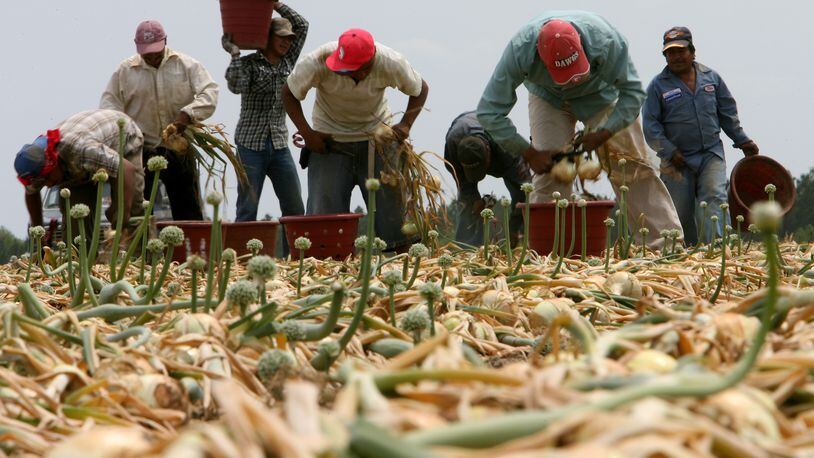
top-left (729, 155), bottom-right (796, 214)
top-left (279, 213), bottom-right (365, 224)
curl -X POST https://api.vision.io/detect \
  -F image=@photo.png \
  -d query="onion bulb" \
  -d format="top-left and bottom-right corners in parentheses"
top-left (604, 271), bottom-right (642, 299)
top-left (401, 222), bottom-right (419, 236)
top-left (121, 373), bottom-right (188, 411)
top-left (577, 155), bottom-right (602, 180)
top-left (550, 159), bottom-right (577, 183)
top-left (161, 124), bottom-right (189, 153)
top-left (627, 349), bottom-right (677, 374)
top-left (173, 313), bottom-right (226, 340)
top-left (46, 426), bottom-right (151, 458)
top-left (373, 123), bottom-right (396, 145)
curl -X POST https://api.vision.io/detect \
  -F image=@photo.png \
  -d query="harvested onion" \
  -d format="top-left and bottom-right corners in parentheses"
top-left (550, 159), bottom-right (577, 183)
top-left (161, 124), bottom-right (190, 153)
top-left (577, 155), bottom-right (602, 180)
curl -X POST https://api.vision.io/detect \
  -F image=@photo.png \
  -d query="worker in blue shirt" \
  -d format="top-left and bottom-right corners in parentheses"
top-left (643, 27), bottom-right (759, 246)
top-left (477, 11), bottom-right (682, 248)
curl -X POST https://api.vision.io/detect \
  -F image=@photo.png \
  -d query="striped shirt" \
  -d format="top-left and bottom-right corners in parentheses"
top-left (27, 109), bottom-right (144, 194)
top-left (225, 3), bottom-right (308, 150)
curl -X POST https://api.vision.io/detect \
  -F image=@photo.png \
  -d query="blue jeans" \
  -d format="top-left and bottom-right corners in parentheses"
top-left (236, 141), bottom-right (305, 256)
top-left (660, 153), bottom-right (728, 246)
top-left (455, 165), bottom-right (529, 246)
top-left (306, 140), bottom-right (413, 250)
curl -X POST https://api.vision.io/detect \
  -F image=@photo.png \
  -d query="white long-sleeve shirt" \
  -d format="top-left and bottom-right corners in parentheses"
top-left (100, 47), bottom-right (219, 149)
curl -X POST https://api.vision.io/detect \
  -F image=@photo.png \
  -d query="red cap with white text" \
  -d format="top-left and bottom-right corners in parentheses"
top-left (537, 19), bottom-right (590, 85)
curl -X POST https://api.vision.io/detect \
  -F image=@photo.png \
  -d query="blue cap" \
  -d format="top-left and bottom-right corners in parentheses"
top-left (14, 135), bottom-right (48, 181)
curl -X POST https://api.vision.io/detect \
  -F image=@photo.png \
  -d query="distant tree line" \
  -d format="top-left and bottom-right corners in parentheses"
top-left (0, 227), bottom-right (27, 263)
top-left (783, 169), bottom-right (814, 242)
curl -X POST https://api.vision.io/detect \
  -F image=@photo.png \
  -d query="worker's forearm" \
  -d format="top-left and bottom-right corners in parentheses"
top-left (399, 80), bottom-right (429, 128)
top-left (282, 84), bottom-right (313, 134)
top-left (119, 161), bottom-right (138, 222)
top-left (25, 192), bottom-right (43, 227)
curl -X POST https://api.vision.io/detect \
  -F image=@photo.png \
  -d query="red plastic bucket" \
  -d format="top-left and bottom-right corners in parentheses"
top-left (518, 201), bottom-right (615, 257)
top-left (156, 221), bottom-right (222, 263)
top-left (219, 0), bottom-right (274, 50)
top-left (728, 156), bottom-right (796, 224)
top-left (280, 213), bottom-right (363, 260)
top-left (222, 221), bottom-right (278, 257)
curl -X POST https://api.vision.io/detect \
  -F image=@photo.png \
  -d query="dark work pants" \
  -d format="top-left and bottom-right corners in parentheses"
top-left (143, 147), bottom-right (203, 221)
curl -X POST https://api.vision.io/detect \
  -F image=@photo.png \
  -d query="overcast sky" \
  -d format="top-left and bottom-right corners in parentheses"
top-left (2, 0), bottom-right (807, 237)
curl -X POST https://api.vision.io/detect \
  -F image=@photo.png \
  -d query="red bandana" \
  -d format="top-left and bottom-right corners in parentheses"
top-left (41, 129), bottom-right (61, 177)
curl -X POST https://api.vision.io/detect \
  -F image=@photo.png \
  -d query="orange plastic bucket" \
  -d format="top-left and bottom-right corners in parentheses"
top-left (518, 201), bottom-right (615, 257)
top-left (728, 156), bottom-right (796, 224)
top-left (280, 213), bottom-right (364, 260)
top-left (219, 0), bottom-right (274, 50)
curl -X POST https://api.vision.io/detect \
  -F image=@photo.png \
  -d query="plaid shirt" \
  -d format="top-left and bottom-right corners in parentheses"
top-left (27, 109), bottom-right (144, 194)
top-left (225, 4), bottom-right (308, 150)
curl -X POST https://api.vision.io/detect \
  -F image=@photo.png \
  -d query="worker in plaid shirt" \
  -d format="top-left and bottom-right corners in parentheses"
top-left (222, 2), bottom-right (307, 255)
top-left (14, 109), bottom-right (145, 240)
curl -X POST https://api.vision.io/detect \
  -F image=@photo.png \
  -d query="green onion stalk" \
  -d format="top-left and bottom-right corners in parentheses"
top-left (709, 224), bottom-right (730, 303)
top-left (419, 281), bottom-right (442, 337)
top-left (404, 201), bottom-right (784, 450)
top-left (247, 255), bottom-right (277, 309)
top-left (401, 255), bottom-right (409, 282)
top-left (142, 225), bottom-right (184, 304)
top-left (707, 215), bottom-right (720, 259)
top-left (500, 198), bottom-right (513, 265)
top-left (72, 204), bottom-right (98, 307)
top-left (187, 255), bottom-right (206, 313)
top-left (735, 215), bottom-right (744, 256)
top-left (321, 178), bottom-right (379, 370)
top-left (217, 248), bottom-right (236, 303)
top-left (579, 199), bottom-right (587, 261)
top-left (693, 201), bottom-right (709, 252)
top-left (765, 183), bottom-right (776, 202)
top-left (294, 237), bottom-right (311, 297)
top-left (639, 227), bottom-right (649, 259)
top-left (660, 230), bottom-right (670, 257)
top-left (25, 226), bottom-right (45, 283)
top-left (203, 191), bottom-right (223, 310)
top-left (116, 156), bottom-right (166, 281)
top-left (603, 217), bottom-right (615, 273)
top-left (438, 254), bottom-right (453, 289)
top-left (108, 118), bottom-right (127, 278)
top-left (279, 282), bottom-right (345, 344)
top-left (511, 183), bottom-right (534, 276)
top-left (146, 240), bottom-right (163, 295)
top-left (382, 269), bottom-right (402, 327)
top-left (372, 237), bottom-right (388, 276)
top-left (552, 199), bottom-right (568, 277)
top-left (87, 170), bottom-right (108, 267)
top-left (138, 224), bottom-right (149, 284)
top-left (480, 208), bottom-right (494, 263)
top-left (426, 229), bottom-right (439, 259)
top-left (550, 191), bottom-right (562, 257)
top-left (60, 189), bottom-right (76, 296)
top-left (566, 194), bottom-right (577, 258)
top-left (671, 229), bottom-right (679, 255)
top-left (405, 243), bottom-right (429, 289)
top-left (617, 158), bottom-right (630, 255)
top-left (745, 224), bottom-right (758, 253)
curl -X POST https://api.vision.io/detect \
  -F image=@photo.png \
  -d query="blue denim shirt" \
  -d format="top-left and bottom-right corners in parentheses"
top-left (642, 63), bottom-right (750, 163)
top-left (477, 11), bottom-right (645, 157)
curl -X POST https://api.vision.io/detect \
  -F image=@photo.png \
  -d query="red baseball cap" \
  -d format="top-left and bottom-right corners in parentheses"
top-left (537, 19), bottom-right (590, 85)
top-left (326, 28), bottom-right (376, 72)
top-left (134, 20), bottom-right (166, 55)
